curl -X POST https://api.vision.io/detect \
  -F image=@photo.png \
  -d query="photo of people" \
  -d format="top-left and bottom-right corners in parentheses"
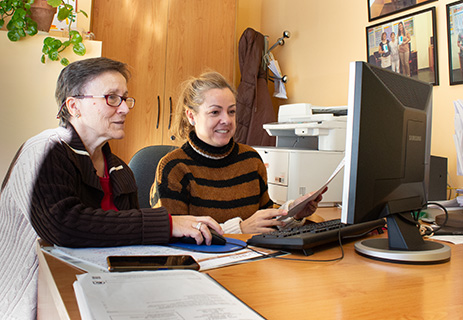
top-left (366, 8), bottom-right (438, 85)
top-left (447, 0), bottom-right (463, 85)
top-left (368, 0), bottom-right (436, 21)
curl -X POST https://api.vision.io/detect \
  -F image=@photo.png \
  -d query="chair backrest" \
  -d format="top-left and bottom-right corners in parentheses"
top-left (128, 145), bottom-right (177, 208)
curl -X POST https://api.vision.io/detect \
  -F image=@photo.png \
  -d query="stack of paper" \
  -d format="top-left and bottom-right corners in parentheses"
top-left (73, 270), bottom-right (264, 320)
top-left (42, 243), bottom-right (281, 273)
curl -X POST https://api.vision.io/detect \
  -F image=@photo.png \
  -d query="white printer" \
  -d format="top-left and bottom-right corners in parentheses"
top-left (253, 103), bottom-right (347, 206)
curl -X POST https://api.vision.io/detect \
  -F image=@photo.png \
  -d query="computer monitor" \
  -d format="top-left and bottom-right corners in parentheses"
top-left (341, 61), bottom-right (451, 264)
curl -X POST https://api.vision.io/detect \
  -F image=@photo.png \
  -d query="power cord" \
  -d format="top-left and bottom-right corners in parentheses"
top-left (273, 227), bottom-right (345, 262)
top-left (414, 202), bottom-right (449, 236)
top-left (235, 223), bottom-right (385, 263)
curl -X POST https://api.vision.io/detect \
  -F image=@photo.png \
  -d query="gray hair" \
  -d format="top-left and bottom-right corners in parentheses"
top-left (55, 57), bottom-right (130, 126)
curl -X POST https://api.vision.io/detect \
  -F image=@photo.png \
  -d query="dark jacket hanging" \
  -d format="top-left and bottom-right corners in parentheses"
top-left (235, 28), bottom-right (276, 146)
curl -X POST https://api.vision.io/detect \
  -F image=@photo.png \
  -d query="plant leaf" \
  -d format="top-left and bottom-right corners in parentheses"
top-left (7, 30), bottom-right (21, 42)
top-left (69, 30), bottom-right (82, 44)
top-left (57, 7), bottom-right (71, 21)
top-left (25, 21), bottom-right (38, 36)
top-left (13, 8), bottom-right (27, 20)
top-left (73, 42), bottom-right (86, 56)
top-left (47, 0), bottom-right (62, 8)
top-left (48, 51), bottom-right (60, 61)
top-left (60, 57), bottom-right (70, 66)
top-left (42, 44), bottom-right (50, 54)
top-left (43, 37), bottom-right (55, 46)
top-left (50, 38), bottom-right (63, 50)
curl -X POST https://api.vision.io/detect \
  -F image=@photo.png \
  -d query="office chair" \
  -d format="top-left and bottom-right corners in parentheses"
top-left (128, 145), bottom-right (177, 208)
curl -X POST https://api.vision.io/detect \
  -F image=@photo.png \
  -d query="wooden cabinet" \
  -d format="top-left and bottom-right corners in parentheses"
top-left (91, 0), bottom-right (236, 163)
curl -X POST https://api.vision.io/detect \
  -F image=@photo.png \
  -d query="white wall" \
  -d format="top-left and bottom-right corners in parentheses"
top-left (0, 31), bottom-right (101, 181)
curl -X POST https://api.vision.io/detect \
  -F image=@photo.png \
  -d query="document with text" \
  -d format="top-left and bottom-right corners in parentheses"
top-left (74, 270), bottom-right (265, 320)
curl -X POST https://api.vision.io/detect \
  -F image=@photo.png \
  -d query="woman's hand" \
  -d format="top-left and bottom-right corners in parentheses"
top-left (171, 215), bottom-right (223, 246)
top-left (240, 208), bottom-right (287, 234)
top-left (291, 187), bottom-right (327, 220)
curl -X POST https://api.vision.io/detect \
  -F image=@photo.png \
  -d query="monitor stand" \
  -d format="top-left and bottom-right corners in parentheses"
top-left (354, 213), bottom-right (451, 264)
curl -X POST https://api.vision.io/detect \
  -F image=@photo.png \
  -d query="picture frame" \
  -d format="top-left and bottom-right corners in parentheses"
top-left (366, 7), bottom-right (438, 85)
top-left (368, 0), bottom-right (436, 22)
top-left (447, 0), bottom-right (463, 85)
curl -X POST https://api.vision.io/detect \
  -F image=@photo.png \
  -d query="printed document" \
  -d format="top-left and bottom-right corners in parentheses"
top-left (74, 270), bottom-right (264, 319)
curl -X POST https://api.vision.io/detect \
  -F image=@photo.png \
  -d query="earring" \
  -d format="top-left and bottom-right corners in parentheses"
top-left (75, 113), bottom-right (81, 119)
top-left (189, 119), bottom-right (195, 126)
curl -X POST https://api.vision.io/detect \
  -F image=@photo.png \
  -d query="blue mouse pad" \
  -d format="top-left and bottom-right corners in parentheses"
top-left (168, 237), bottom-right (247, 253)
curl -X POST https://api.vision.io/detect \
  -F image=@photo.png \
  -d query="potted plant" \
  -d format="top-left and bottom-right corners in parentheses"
top-left (0, 0), bottom-right (39, 41)
top-left (41, 0), bottom-right (88, 66)
top-left (0, 0), bottom-right (88, 66)
top-left (30, 0), bottom-right (57, 31)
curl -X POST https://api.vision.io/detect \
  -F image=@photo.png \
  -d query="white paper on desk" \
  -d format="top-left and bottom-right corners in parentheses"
top-left (49, 244), bottom-right (277, 273)
top-left (278, 157), bottom-right (345, 221)
top-left (74, 270), bottom-right (264, 320)
top-left (454, 100), bottom-right (463, 175)
top-left (430, 235), bottom-right (463, 245)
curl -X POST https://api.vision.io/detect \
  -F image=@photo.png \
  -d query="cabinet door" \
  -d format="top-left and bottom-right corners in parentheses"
top-left (92, 0), bottom-right (169, 162)
top-left (163, 0), bottom-right (237, 145)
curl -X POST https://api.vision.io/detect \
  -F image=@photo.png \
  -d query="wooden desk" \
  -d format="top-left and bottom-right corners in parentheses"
top-left (37, 209), bottom-right (463, 319)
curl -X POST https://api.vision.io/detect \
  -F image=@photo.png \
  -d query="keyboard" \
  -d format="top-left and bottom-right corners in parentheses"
top-left (247, 218), bottom-right (386, 255)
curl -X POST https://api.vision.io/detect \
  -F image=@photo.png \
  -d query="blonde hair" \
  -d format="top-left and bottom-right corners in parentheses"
top-left (171, 71), bottom-right (237, 141)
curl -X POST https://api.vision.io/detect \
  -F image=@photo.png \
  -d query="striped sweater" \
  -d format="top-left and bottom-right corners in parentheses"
top-left (150, 131), bottom-right (273, 230)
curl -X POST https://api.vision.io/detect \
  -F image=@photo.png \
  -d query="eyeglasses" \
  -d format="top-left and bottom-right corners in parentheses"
top-left (73, 94), bottom-right (136, 108)
top-left (56, 94), bottom-right (136, 119)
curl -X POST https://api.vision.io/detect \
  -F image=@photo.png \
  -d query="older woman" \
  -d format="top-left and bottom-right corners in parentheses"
top-left (0, 57), bottom-right (221, 319)
top-left (150, 71), bottom-right (324, 234)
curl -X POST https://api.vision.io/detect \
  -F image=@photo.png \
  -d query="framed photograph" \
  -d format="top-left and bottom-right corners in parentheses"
top-left (368, 0), bottom-right (437, 22)
top-left (366, 7), bottom-right (438, 85)
top-left (447, 0), bottom-right (463, 85)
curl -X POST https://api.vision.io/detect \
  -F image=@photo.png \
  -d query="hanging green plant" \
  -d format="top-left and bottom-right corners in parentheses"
top-left (41, 0), bottom-right (88, 66)
top-left (1, 0), bottom-right (88, 66)
top-left (0, 0), bottom-right (38, 41)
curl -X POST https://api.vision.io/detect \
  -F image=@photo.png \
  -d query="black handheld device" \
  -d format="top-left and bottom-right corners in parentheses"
top-left (107, 255), bottom-right (200, 272)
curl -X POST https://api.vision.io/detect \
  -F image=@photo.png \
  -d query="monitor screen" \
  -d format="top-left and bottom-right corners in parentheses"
top-left (341, 61), bottom-right (450, 264)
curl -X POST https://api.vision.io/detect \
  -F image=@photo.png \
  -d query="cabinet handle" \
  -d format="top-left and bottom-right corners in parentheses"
top-left (156, 96), bottom-right (160, 129)
top-left (168, 97), bottom-right (172, 130)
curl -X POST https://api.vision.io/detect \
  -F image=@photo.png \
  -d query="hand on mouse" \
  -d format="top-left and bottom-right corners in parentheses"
top-left (171, 215), bottom-right (223, 246)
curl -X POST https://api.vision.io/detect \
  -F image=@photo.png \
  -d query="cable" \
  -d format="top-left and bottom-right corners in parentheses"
top-left (273, 229), bottom-right (345, 262)
top-left (229, 222), bottom-right (387, 263)
top-left (415, 202), bottom-right (449, 236)
top-left (254, 224), bottom-right (346, 263)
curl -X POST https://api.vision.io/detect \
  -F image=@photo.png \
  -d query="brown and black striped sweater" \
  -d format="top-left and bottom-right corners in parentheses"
top-left (150, 131), bottom-right (273, 228)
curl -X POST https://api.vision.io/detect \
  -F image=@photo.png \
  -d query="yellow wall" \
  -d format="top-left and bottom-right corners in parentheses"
top-left (0, 0), bottom-right (97, 181)
top-left (237, 0), bottom-right (463, 193)
top-left (0, 34), bottom-right (101, 181)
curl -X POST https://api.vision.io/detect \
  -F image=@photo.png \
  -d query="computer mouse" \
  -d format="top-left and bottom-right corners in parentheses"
top-left (177, 228), bottom-right (227, 246)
